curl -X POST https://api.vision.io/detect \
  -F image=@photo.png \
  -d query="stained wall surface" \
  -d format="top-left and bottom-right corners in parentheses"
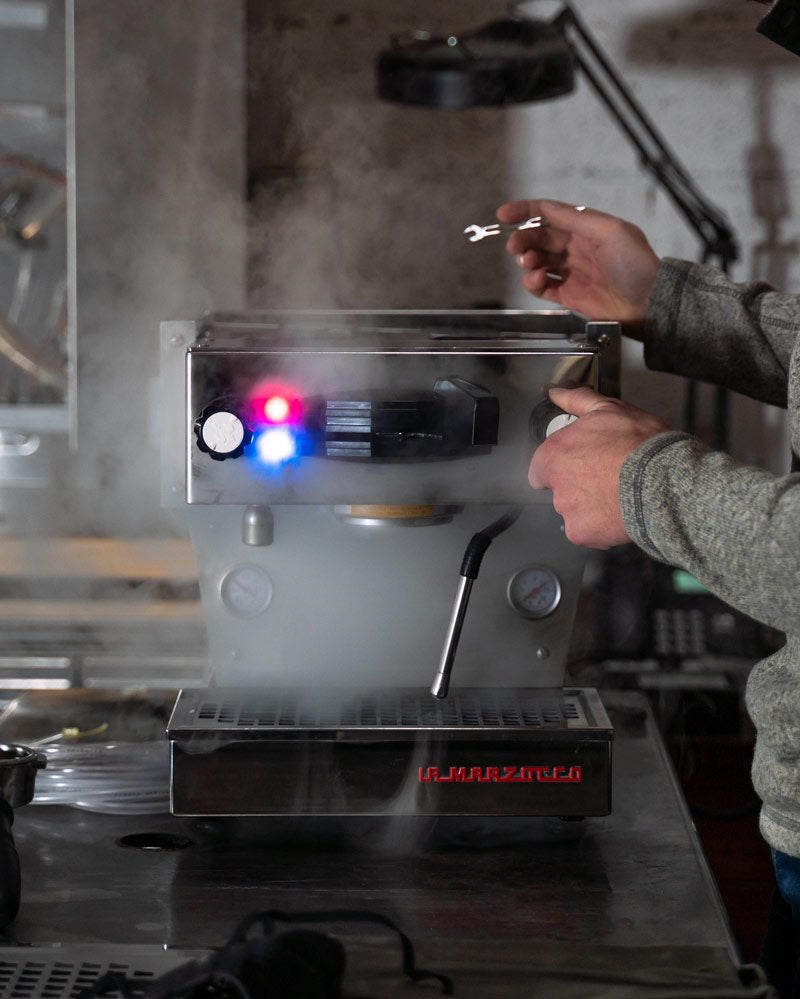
top-left (246, 0), bottom-right (797, 475)
top-left (1, 0), bottom-right (797, 536)
top-left (504, 0), bottom-right (798, 471)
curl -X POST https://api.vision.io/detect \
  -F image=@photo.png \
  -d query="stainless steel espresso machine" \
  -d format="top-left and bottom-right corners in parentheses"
top-left (161, 310), bottom-right (618, 819)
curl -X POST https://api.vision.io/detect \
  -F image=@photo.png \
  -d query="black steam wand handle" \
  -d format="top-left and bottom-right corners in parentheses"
top-left (0, 798), bottom-right (20, 928)
top-left (431, 507), bottom-right (522, 699)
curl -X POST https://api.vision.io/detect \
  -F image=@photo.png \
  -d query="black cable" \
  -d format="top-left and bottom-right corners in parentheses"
top-left (232, 909), bottom-right (454, 995)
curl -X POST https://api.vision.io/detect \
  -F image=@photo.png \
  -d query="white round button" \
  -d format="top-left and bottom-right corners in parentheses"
top-left (201, 411), bottom-right (245, 455)
top-left (545, 413), bottom-right (577, 437)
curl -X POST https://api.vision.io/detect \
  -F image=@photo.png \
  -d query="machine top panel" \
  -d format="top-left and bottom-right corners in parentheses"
top-left (176, 310), bottom-right (618, 506)
top-left (191, 309), bottom-right (606, 353)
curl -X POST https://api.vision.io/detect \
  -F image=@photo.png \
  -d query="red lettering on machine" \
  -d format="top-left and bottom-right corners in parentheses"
top-left (418, 765), bottom-right (583, 783)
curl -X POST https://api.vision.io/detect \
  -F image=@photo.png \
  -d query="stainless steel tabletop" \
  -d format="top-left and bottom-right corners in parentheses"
top-left (0, 691), bottom-right (738, 965)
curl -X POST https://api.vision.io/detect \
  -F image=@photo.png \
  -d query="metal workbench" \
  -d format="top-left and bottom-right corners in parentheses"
top-left (0, 691), bottom-right (771, 998)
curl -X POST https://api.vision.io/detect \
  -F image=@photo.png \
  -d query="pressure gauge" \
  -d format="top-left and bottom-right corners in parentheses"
top-left (507, 565), bottom-right (561, 619)
top-left (219, 564), bottom-right (273, 619)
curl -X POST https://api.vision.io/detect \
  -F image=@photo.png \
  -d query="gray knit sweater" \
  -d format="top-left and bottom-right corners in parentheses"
top-left (619, 257), bottom-right (800, 856)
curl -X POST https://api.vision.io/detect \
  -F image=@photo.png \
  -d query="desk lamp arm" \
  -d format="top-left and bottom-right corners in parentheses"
top-left (538, 1), bottom-right (739, 271)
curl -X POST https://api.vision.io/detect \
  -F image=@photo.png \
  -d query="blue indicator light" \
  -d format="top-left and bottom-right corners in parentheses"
top-left (254, 427), bottom-right (298, 466)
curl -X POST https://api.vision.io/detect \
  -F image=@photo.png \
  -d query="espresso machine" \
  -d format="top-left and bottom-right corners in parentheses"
top-left (162, 310), bottom-right (617, 818)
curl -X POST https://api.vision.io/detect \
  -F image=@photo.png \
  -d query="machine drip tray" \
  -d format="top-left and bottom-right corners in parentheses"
top-left (167, 687), bottom-right (613, 817)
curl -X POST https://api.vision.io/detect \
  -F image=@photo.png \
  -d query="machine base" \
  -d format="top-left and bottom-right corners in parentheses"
top-left (167, 687), bottom-right (613, 817)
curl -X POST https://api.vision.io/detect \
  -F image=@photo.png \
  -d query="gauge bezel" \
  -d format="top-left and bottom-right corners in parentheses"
top-left (219, 563), bottom-right (274, 619)
top-left (506, 564), bottom-right (561, 619)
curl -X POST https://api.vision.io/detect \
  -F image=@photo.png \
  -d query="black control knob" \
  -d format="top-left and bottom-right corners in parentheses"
top-left (194, 404), bottom-right (253, 461)
top-left (529, 398), bottom-right (577, 445)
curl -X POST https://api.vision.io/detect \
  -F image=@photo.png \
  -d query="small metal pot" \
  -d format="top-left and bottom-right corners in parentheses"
top-left (0, 743), bottom-right (46, 808)
top-left (0, 744), bottom-right (45, 927)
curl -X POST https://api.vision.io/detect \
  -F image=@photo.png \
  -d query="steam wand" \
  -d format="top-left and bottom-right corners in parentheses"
top-left (431, 507), bottom-right (522, 699)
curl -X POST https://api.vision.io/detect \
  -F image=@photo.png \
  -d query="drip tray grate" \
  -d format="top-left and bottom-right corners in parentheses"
top-left (169, 687), bottom-right (608, 736)
top-left (0, 948), bottom-right (209, 999)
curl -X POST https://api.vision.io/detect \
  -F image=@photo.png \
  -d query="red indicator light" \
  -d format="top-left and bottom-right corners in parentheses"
top-left (264, 395), bottom-right (291, 424)
top-left (250, 384), bottom-right (302, 426)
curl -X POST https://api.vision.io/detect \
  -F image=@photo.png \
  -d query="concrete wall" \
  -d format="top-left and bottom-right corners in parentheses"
top-left (245, 0), bottom-right (514, 312)
top-left (2, 0), bottom-right (796, 538)
top-left (505, 0), bottom-right (798, 472)
top-left (2, 0), bottom-right (247, 536)
top-left (246, 0), bottom-right (797, 475)
top-left (69, 0), bottom-right (247, 536)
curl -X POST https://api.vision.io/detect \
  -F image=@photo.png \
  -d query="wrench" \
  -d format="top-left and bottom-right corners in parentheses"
top-left (463, 216), bottom-right (547, 242)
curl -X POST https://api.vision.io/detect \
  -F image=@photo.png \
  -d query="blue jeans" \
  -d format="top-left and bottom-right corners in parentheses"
top-left (773, 849), bottom-right (800, 925)
top-left (760, 850), bottom-right (800, 997)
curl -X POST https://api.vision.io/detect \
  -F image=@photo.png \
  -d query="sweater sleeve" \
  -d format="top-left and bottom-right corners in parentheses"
top-left (619, 429), bottom-right (800, 634)
top-left (644, 258), bottom-right (798, 408)
top-left (618, 258), bottom-right (800, 633)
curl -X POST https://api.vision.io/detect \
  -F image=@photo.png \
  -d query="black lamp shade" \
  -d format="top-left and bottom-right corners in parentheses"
top-left (377, 18), bottom-right (576, 109)
top-left (757, 0), bottom-right (800, 57)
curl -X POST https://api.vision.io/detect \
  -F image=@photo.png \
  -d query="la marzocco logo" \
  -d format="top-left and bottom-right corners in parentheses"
top-left (418, 765), bottom-right (582, 784)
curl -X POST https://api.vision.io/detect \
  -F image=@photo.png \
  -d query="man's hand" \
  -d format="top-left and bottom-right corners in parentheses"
top-left (497, 199), bottom-right (660, 336)
top-left (530, 386), bottom-right (671, 549)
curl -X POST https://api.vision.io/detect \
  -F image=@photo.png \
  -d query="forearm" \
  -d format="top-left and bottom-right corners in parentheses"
top-left (620, 432), bottom-right (800, 632)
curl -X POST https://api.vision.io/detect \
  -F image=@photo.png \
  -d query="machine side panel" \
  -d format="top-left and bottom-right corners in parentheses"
top-left (170, 737), bottom-right (611, 817)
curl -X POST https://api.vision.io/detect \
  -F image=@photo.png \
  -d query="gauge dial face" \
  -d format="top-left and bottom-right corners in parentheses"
top-left (219, 564), bottom-right (273, 619)
top-left (507, 565), bottom-right (561, 619)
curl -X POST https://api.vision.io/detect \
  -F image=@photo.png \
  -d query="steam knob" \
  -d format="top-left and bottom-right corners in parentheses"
top-left (529, 398), bottom-right (577, 445)
top-left (194, 404), bottom-right (253, 461)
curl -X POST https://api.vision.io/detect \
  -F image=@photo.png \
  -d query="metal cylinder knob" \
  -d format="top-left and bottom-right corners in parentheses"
top-left (242, 505), bottom-right (274, 547)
